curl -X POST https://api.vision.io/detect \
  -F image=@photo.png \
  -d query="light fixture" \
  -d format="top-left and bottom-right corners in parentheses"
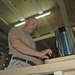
top-left (15, 21), bottom-right (26, 27)
top-left (35, 11), bottom-right (50, 19)
top-left (15, 11), bottom-right (51, 27)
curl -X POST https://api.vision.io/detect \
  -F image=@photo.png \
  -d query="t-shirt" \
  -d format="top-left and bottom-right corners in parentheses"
top-left (8, 27), bottom-right (38, 63)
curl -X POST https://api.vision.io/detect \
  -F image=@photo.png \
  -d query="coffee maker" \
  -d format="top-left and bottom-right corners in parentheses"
top-left (55, 26), bottom-right (75, 56)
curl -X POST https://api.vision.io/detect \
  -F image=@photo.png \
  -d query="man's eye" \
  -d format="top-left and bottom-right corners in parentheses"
top-left (33, 23), bottom-right (35, 25)
top-left (33, 24), bottom-right (35, 25)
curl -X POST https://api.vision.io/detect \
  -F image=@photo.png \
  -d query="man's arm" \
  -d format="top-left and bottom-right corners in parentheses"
top-left (10, 36), bottom-right (52, 59)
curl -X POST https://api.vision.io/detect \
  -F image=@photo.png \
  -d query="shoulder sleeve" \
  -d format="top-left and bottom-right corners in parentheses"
top-left (8, 27), bottom-right (21, 38)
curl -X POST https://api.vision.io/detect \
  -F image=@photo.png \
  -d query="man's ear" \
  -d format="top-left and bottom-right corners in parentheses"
top-left (25, 20), bottom-right (29, 24)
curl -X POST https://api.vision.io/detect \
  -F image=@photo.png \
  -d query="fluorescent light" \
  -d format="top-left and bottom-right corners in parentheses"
top-left (15, 21), bottom-right (25, 27)
top-left (35, 11), bottom-right (50, 19)
top-left (15, 11), bottom-right (50, 27)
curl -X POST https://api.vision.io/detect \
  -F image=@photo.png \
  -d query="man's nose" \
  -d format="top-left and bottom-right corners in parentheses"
top-left (32, 26), bottom-right (36, 30)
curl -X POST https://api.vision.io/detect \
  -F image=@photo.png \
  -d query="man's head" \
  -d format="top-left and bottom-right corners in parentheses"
top-left (24, 17), bottom-right (38, 33)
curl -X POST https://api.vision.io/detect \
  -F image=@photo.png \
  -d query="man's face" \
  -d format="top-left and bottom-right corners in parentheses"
top-left (25, 18), bottom-right (38, 33)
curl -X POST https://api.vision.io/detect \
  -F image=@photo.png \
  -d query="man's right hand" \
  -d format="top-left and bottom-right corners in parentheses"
top-left (38, 49), bottom-right (52, 59)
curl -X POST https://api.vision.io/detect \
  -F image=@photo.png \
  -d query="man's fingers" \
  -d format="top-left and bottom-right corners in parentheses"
top-left (42, 55), bottom-right (49, 59)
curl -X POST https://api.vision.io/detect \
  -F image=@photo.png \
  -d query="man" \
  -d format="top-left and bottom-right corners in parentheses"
top-left (5, 17), bottom-right (52, 69)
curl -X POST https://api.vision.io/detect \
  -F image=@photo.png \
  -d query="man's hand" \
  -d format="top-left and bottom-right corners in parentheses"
top-left (39, 49), bottom-right (52, 59)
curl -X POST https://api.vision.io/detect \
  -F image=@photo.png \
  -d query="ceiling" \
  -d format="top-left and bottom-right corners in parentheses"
top-left (0, 0), bottom-right (75, 68)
